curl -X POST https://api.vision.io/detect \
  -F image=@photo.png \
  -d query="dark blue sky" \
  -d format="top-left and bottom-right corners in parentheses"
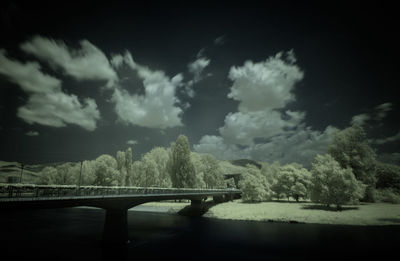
top-left (0, 1), bottom-right (399, 165)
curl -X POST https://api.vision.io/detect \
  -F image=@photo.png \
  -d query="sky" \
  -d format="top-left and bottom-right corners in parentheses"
top-left (0, 1), bottom-right (399, 166)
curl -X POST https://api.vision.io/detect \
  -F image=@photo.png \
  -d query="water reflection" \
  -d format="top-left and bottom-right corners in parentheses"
top-left (0, 208), bottom-right (399, 260)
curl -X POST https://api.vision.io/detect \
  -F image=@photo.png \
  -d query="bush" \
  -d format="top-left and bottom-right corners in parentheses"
top-left (375, 189), bottom-right (400, 204)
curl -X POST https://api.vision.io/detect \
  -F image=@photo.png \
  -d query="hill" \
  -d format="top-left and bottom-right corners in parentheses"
top-left (230, 159), bottom-right (262, 169)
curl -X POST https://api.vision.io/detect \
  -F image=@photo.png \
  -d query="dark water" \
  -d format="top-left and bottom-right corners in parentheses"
top-left (1, 207), bottom-right (399, 261)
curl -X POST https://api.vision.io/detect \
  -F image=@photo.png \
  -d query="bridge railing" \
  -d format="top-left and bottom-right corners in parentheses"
top-left (0, 183), bottom-right (241, 199)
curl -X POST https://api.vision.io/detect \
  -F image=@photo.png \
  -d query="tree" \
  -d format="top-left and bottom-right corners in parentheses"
top-left (239, 173), bottom-right (266, 202)
top-left (375, 162), bottom-right (400, 193)
top-left (310, 154), bottom-right (365, 210)
top-left (93, 154), bottom-right (120, 186)
top-left (56, 163), bottom-right (78, 185)
top-left (328, 125), bottom-right (377, 201)
top-left (201, 154), bottom-right (225, 188)
top-left (116, 150), bottom-right (127, 186)
top-left (167, 135), bottom-right (196, 188)
top-left (81, 160), bottom-right (96, 185)
top-left (273, 164), bottom-right (311, 202)
top-left (191, 152), bottom-right (225, 189)
top-left (261, 161), bottom-right (281, 185)
top-left (146, 147), bottom-right (171, 187)
top-left (238, 164), bottom-right (272, 202)
top-left (38, 166), bottom-right (58, 185)
top-left (130, 160), bottom-right (143, 186)
top-left (125, 147), bottom-right (133, 186)
top-left (140, 155), bottom-right (159, 187)
top-left (39, 163), bottom-right (80, 185)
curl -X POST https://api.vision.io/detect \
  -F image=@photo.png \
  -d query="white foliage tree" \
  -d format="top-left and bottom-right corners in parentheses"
top-left (93, 154), bottom-right (120, 186)
top-left (310, 154), bottom-right (365, 209)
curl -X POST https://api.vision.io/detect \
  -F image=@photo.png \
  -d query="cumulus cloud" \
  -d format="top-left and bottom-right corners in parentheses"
top-left (373, 131), bottom-right (400, 145)
top-left (188, 57), bottom-right (210, 81)
top-left (26, 131), bottom-right (39, 136)
top-left (18, 94), bottom-right (100, 131)
top-left (350, 102), bottom-right (393, 127)
top-left (219, 110), bottom-right (305, 146)
top-left (184, 57), bottom-right (211, 98)
top-left (0, 50), bottom-right (61, 94)
top-left (194, 135), bottom-right (249, 160)
top-left (374, 102), bottom-right (392, 121)
top-left (0, 50), bottom-right (100, 131)
top-left (194, 50), bottom-right (334, 166)
top-left (20, 36), bottom-right (118, 88)
top-left (195, 126), bottom-right (336, 167)
top-left (351, 113), bottom-right (370, 126)
top-left (247, 126), bottom-right (337, 165)
top-left (214, 35), bottom-right (226, 46)
top-left (110, 51), bottom-right (184, 129)
top-left (127, 140), bottom-right (138, 145)
top-left (228, 50), bottom-right (303, 112)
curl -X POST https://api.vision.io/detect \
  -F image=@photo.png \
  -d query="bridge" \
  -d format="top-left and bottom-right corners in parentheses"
top-left (0, 183), bottom-right (241, 244)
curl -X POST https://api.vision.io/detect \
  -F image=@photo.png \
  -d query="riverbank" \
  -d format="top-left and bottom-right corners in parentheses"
top-left (137, 200), bottom-right (400, 226)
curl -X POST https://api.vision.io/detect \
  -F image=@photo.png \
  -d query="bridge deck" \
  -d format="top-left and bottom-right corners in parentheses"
top-left (0, 183), bottom-right (241, 210)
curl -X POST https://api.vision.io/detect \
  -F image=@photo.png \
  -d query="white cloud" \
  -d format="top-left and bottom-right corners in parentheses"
top-left (373, 131), bottom-right (400, 145)
top-left (350, 102), bottom-right (393, 127)
top-left (194, 50), bottom-right (334, 166)
top-left (194, 135), bottom-right (249, 160)
top-left (184, 57), bottom-right (211, 98)
top-left (0, 50), bottom-right (100, 131)
top-left (110, 51), bottom-right (184, 129)
top-left (26, 131), bottom-right (39, 136)
top-left (214, 35), bottom-right (226, 46)
top-left (127, 140), bottom-right (138, 145)
top-left (0, 50), bottom-right (61, 94)
top-left (227, 51), bottom-right (304, 112)
top-left (18, 93), bottom-right (100, 131)
top-left (351, 113), bottom-right (370, 126)
top-left (374, 102), bottom-right (392, 121)
top-left (20, 36), bottom-right (117, 88)
top-left (248, 126), bottom-right (337, 166)
top-left (195, 126), bottom-right (336, 167)
top-left (188, 57), bottom-right (210, 81)
top-left (219, 110), bottom-right (305, 146)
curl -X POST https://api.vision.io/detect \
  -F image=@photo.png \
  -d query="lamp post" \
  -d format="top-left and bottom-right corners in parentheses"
top-left (78, 161), bottom-right (83, 188)
top-left (19, 164), bottom-right (24, 183)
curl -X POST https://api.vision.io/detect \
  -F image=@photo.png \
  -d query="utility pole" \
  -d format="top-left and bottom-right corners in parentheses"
top-left (19, 164), bottom-right (24, 183)
top-left (78, 161), bottom-right (83, 188)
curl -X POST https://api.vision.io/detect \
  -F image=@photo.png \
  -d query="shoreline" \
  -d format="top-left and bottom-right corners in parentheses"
top-left (131, 200), bottom-right (400, 226)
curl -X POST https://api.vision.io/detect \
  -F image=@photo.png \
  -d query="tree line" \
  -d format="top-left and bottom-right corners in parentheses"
top-left (38, 135), bottom-right (226, 190)
top-left (238, 125), bottom-right (400, 209)
top-left (38, 125), bottom-right (400, 210)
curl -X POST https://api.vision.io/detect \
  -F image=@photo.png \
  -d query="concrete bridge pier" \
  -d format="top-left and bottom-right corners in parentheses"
top-left (213, 195), bottom-right (225, 203)
top-left (102, 208), bottom-right (129, 245)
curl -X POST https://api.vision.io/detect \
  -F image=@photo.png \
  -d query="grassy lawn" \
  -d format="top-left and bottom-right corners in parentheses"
top-left (141, 200), bottom-right (400, 225)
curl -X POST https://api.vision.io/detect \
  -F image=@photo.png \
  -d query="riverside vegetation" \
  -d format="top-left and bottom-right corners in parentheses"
top-left (2, 125), bottom-right (400, 220)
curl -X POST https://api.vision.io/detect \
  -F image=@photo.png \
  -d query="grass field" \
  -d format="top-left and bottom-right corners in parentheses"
top-left (141, 200), bottom-right (400, 225)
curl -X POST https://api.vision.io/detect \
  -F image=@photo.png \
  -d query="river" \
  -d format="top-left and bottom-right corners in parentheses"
top-left (1, 207), bottom-right (399, 260)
